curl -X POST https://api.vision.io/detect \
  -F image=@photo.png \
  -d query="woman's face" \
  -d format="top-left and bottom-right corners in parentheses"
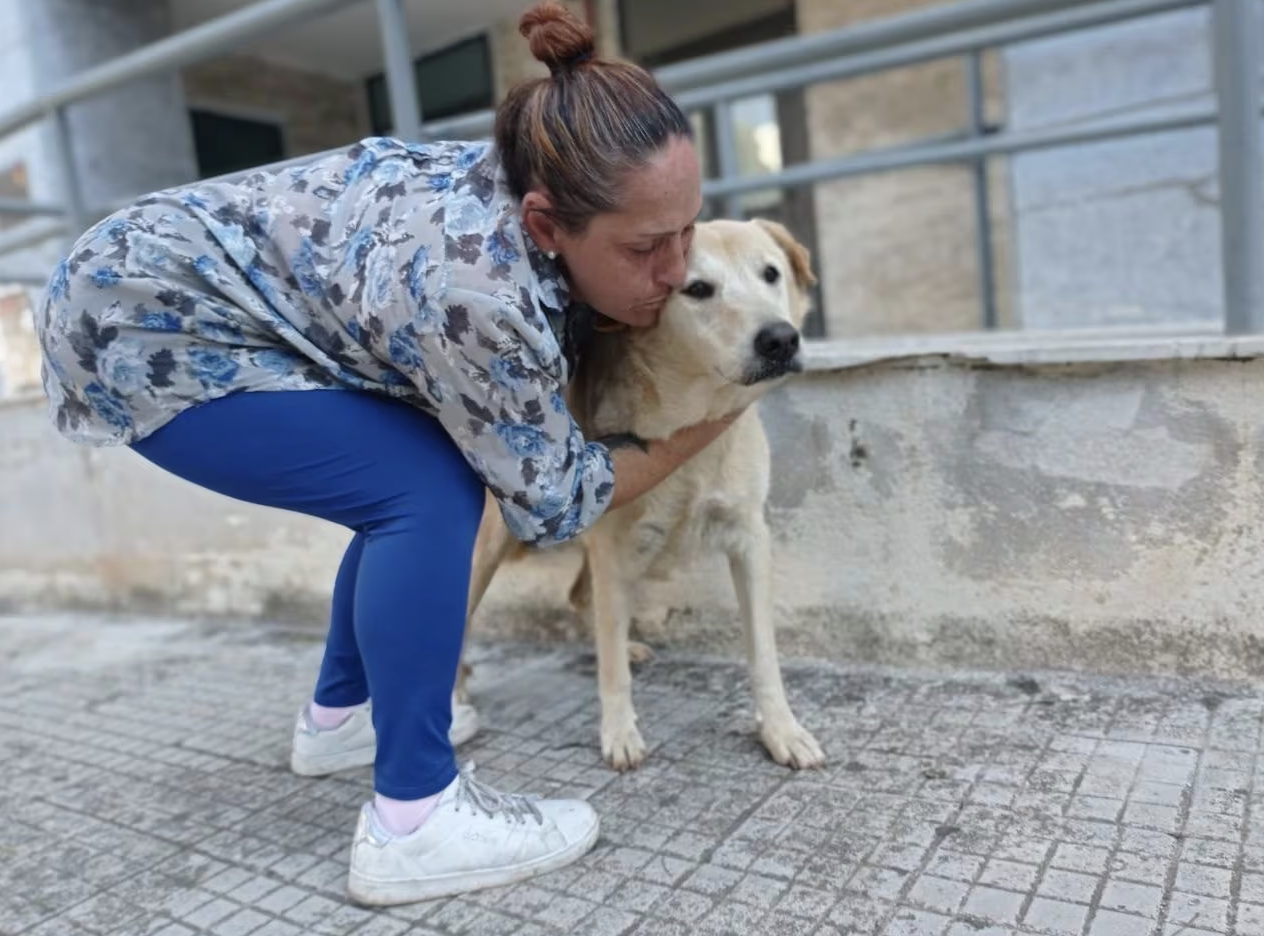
top-left (525, 136), bottom-right (703, 328)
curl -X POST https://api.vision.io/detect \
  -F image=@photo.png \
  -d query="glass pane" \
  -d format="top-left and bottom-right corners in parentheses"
top-left (730, 93), bottom-right (784, 216)
top-left (366, 75), bottom-right (390, 136)
top-left (190, 110), bottom-right (285, 179)
top-left (416, 37), bottom-right (493, 122)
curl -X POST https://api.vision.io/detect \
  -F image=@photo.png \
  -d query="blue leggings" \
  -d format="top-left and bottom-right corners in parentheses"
top-left (131, 388), bottom-right (486, 799)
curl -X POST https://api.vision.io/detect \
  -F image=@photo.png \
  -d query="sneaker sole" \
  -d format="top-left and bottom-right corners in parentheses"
top-left (345, 815), bottom-right (600, 906)
top-left (289, 745), bottom-right (376, 777)
top-left (289, 711), bottom-right (482, 778)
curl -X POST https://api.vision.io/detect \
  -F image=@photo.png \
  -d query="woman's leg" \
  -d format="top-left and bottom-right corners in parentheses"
top-left (314, 531), bottom-right (370, 710)
top-left (131, 388), bottom-right (484, 799)
top-left (130, 386), bottom-right (600, 905)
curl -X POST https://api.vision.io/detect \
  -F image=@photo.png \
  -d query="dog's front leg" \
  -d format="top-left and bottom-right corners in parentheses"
top-left (728, 513), bottom-right (825, 769)
top-left (588, 533), bottom-right (646, 771)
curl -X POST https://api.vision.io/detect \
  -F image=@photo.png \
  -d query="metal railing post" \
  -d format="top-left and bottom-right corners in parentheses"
top-left (1211, 0), bottom-right (1264, 334)
top-left (713, 101), bottom-right (743, 220)
top-left (967, 50), bottom-right (999, 330)
top-left (49, 106), bottom-right (89, 240)
top-left (375, 0), bottom-right (421, 142)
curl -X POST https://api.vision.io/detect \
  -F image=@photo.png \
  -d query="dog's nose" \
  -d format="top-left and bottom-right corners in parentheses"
top-left (754, 322), bottom-right (801, 363)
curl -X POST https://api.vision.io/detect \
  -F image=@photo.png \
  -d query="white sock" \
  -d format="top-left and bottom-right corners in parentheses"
top-left (307, 700), bottom-right (360, 731)
top-left (374, 792), bottom-right (442, 836)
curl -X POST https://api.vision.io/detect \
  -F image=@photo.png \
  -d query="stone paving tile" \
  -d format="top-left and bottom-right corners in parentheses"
top-left (3, 613), bottom-right (1264, 935)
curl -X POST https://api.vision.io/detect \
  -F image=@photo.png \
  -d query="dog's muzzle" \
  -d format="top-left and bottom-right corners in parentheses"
top-left (742, 322), bottom-right (803, 384)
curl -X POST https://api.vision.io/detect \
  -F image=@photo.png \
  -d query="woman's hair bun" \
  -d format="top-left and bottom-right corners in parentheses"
top-left (519, 1), bottom-right (596, 75)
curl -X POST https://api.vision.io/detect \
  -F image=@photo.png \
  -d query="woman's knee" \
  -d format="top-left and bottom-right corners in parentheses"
top-left (370, 407), bottom-right (486, 535)
top-left (385, 469), bottom-right (485, 541)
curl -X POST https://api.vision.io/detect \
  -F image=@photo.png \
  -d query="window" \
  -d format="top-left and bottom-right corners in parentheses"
top-left (617, 2), bottom-right (800, 221)
top-left (189, 109), bottom-right (285, 180)
top-left (366, 33), bottom-right (494, 135)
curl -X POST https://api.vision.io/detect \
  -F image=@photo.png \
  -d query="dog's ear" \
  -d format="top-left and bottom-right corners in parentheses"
top-left (755, 218), bottom-right (817, 292)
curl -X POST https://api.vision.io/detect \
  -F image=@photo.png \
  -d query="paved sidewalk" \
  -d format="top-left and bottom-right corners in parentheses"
top-left (1, 612), bottom-right (1263, 936)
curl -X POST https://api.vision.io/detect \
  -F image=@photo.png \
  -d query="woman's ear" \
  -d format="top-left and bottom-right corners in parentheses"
top-left (521, 191), bottom-right (561, 253)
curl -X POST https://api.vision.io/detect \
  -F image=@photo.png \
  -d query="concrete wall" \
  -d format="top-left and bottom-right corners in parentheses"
top-left (793, 0), bottom-right (1016, 338)
top-left (181, 55), bottom-right (371, 162)
top-left (1002, 6), bottom-right (1226, 329)
top-left (7, 339), bottom-right (1264, 683)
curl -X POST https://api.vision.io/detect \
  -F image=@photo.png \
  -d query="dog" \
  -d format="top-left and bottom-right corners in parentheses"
top-left (457, 217), bottom-right (826, 772)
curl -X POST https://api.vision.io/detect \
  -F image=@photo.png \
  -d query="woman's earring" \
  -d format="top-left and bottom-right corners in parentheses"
top-left (546, 250), bottom-right (557, 260)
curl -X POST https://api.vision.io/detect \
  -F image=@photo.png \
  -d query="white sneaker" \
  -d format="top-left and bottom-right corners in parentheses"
top-left (346, 765), bottom-right (600, 906)
top-left (289, 698), bottom-right (481, 778)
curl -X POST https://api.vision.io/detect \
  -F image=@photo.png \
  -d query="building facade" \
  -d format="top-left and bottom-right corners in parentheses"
top-left (0, 0), bottom-right (1237, 396)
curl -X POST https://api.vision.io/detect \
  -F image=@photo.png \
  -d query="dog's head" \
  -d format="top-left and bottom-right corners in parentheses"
top-left (654, 217), bottom-right (817, 390)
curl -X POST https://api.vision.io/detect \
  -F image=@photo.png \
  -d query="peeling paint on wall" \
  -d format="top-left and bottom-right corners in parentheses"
top-left (8, 355), bottom-right (1264, 682)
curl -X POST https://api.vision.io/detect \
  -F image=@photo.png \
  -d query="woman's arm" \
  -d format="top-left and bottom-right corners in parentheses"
top-left (597, 414), bottom-right (745, 512)
top-left (369, 285), bottom-right (738, 548)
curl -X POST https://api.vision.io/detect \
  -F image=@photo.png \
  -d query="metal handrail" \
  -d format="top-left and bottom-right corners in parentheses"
top-left (0, 0), bottom-right (363, 142)
top-left (0, 0), bottom-right (1135, 145)
top-left (674, 0), bottom-right (1201, 110)
top-left (0, 0), bottom-right (1258, 334)
top-left (701, 104), bottom-right (1220, 200)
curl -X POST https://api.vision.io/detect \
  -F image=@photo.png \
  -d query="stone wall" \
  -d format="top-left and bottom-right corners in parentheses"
top-left (7, 336), bottom-right (1264, 683)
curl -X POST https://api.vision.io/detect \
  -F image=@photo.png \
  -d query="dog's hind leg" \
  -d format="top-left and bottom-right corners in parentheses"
top-left (454, 493), bottom-right (520, 705)
top-left (727, 513), bottom-right (826, 769)
top-left (588, 534), bottom-right (646, 771)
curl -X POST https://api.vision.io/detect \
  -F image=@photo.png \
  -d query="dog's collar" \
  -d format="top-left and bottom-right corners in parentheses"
top-left (545, 301), bottom-right (597, 385)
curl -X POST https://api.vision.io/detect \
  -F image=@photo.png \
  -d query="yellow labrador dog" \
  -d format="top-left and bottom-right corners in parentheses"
top-left (459, 218), bottom-right (826, 772)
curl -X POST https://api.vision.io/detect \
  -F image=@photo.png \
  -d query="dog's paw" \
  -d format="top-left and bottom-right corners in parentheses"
top-left (761, 718), bottom-right (826, 770)
top-left (601, 719), bottom-right (647, 772)
top-left (627, 641), bottom-right (656, 665)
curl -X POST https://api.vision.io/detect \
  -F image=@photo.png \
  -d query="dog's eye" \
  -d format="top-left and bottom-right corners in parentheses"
top-left (763, 265), bottom-right (781, 285)
top-left (682, 280), bottom-right (715, 300)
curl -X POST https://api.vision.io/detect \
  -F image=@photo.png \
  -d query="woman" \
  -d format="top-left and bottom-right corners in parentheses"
top-left (35, 0), bottom-right (740, 906)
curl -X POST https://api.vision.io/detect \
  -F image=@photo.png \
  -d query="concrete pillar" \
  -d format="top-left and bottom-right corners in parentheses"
top-left (0, 0), bottom-right (199, 393)
top-left (20, 0), bottom-right (199, 213)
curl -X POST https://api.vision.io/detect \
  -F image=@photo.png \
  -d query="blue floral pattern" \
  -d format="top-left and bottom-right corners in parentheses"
top-left (36, 136), bottom-right (613, 549)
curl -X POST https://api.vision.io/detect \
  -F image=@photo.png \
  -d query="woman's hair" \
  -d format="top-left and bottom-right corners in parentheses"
top-left (494, 1), bottom-right (694, 232)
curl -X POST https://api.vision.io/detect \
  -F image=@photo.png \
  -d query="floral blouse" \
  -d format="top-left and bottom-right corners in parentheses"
top-left (35, 136), bottom-right (614, 548)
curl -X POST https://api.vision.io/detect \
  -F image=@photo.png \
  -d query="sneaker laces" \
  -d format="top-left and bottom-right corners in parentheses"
top-left (453, 763), bottom-right (545, 826)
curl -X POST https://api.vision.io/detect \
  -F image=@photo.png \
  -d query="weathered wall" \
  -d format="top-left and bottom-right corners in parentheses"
top-left (6, 342), bottom-right (1264, 682)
